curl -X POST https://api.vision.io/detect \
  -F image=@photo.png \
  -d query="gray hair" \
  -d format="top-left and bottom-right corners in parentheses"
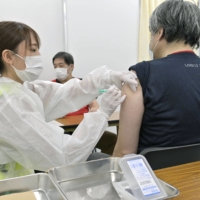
top-left (149, 0), bottom-right (200, 48)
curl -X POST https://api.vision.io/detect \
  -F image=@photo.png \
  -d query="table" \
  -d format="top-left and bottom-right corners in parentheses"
top-left (56, 111), bottom-right (119, 133)
top-left (154, 161), bottom-right (200, 199)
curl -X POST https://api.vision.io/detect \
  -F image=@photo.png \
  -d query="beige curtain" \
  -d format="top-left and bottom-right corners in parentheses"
top-left (138, 0), bottom-right (165, 62)
top-left (138, 0), bottom-right (199, 62)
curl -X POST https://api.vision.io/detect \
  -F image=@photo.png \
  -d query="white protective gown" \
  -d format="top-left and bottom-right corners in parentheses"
top-left (0, 66), bottom-right (113, 179)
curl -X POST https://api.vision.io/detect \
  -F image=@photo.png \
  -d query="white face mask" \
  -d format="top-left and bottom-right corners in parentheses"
top-left (11, 53), bottom-right (43, 82)
top-left (54, 68), bottom-right (69, 81)
top-left (149, 35), bottom-right (159, 60)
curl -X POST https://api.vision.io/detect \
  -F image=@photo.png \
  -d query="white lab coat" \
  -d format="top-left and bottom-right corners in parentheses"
top-left (0, 66), bottom-right (112, 179)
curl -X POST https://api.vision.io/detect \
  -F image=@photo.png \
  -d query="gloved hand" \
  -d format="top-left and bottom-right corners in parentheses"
top-left (110, 70), bottom-right (138, 92)
top-left (97, 85), bottom-right (126, 119)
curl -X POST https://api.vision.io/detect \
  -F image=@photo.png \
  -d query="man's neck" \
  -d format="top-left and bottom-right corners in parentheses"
top-left (59, 74), bottom-right (73, 84)
top-left (154, 41), bottom-right (193, 59)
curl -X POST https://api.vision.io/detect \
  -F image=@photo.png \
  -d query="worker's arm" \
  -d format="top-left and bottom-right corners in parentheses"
top-left (0, 87), bottom-right (110, 171)
top-left (24, 66), bottom-right (137, 122)
top-left (113, 72), bottom-right (144, 156)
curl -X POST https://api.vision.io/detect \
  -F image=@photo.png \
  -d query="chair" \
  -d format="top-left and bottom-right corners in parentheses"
top-left (139, 143), bottom-right (200, 170)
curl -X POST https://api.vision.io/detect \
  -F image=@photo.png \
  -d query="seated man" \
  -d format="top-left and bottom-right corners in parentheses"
top-left (52, 52), bottom-right (117, 155)
top-left (113, 0), bottom-right (200, 156)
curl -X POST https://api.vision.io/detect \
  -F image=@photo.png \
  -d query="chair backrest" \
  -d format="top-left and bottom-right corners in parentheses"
top-left (139, 143), bottom-right (200, 170)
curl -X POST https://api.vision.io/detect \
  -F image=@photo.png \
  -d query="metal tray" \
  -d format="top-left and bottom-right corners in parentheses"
top-left (48, 157), bottom-right (179, 200)
top-left (0, 173), bottom-right (67, 200)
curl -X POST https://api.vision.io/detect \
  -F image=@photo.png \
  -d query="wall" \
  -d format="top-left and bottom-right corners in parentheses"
top-left (0, 0), bottom-right (140, 80)
top-left (65, 0), bottom-right (140, 78)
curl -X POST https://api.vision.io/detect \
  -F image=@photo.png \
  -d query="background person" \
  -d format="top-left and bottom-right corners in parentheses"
top-left (52, 52), bottom-right (99, 114)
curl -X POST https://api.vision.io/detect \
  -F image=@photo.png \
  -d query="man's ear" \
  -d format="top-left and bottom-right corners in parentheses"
top-left (2, 50), bottom-right (14, 65)
top-left (157, 28), bottom-right (164, 41)
top-left (70, 64), bottom-right (74, 71)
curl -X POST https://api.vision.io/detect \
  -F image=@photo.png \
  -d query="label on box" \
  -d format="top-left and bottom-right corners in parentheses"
top-left (127, 158), bottom-right (160, 197)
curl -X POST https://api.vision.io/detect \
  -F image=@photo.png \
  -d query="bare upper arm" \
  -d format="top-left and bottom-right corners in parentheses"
top-left (113, 71), bottom-right (144, 156)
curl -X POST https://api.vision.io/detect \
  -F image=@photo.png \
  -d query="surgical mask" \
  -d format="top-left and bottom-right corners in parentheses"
top-left (54, 68), bottom-right (69, 81)
top-left (149, 36), bottom-right (159, 60)
top-left (149, 48), bottom-right (154, 60)
top-left (11, 53), bottom-right (43, 82)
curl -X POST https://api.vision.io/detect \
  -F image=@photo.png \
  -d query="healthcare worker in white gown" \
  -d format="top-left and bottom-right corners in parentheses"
top-left (0, 21), bottom-right (138, 179)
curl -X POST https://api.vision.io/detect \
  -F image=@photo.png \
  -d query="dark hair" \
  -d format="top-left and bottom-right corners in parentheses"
top-left (0, 21), bottom-right (41, 73)
top-left (149, 0), bottom-right (200, 48)
top-left (52, 52), bottom-right (74, 65)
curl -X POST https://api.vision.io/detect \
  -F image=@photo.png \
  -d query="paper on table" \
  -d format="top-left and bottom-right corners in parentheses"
top-left (0, 191), bottom-right (36, 200)
top-left (48, 120), bottom-right (64, 126)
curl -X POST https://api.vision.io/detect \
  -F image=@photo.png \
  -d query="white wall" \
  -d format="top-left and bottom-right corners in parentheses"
top-left (0, 0), bottom-right (140, 80)
top-left (66, 0), bottom-right (140, 78)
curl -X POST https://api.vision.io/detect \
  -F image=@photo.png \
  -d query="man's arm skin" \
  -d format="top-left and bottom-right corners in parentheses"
top-left (113, 73), bottom-right (144, 156)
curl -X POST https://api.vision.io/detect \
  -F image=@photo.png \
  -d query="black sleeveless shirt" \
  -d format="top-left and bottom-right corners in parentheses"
top-left (129, 52), bottom-right (200, 153)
